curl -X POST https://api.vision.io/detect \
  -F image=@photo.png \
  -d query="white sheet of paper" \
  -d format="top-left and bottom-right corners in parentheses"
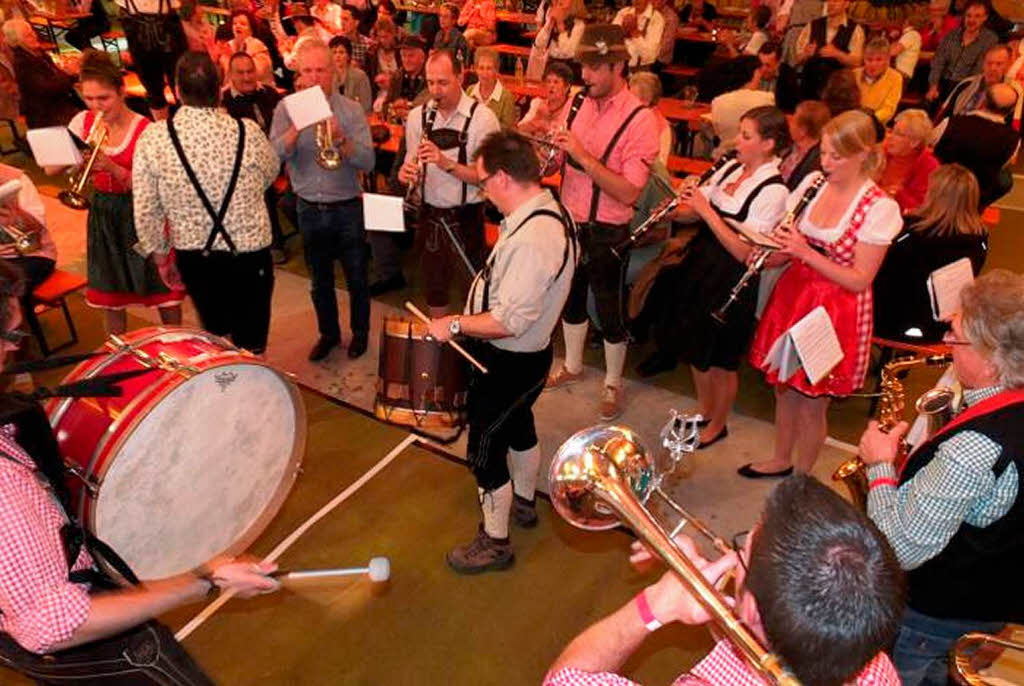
top-left (789, 305), bottom-right (844, 386)
top-left (927, 257), bottom-right (974, 322)
top-left (362, 193), bottom-right (406, 233)
top-left (283, 87), bottom-right (333, 131)
top-left (26, 127), bottom-right (82, 167)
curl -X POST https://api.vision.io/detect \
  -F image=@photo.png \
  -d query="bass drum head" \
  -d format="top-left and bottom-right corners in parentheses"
top-left (93, 362), bottom-right (302, 580)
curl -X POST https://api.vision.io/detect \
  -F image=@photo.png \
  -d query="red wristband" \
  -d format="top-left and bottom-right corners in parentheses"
top-left (635, 590), bottom-right (662, 632)
top-left (868, 477), bottom-right (897, 491)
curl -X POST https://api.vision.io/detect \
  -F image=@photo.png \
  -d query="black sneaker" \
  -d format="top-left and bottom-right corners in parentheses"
top-left (636, 351), bottom-right (678, 378)
top-left (308, 336), bottom-right (340, 361)
top-left (512, 494), bottom-right (537, 528)
top-left (446, 524), bottom-right (514, 574)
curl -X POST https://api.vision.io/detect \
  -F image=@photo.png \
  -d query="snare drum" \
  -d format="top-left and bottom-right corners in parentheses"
top-left (374, 316), bottom-right (467, 429)
top-left (46, 327), bottom-right (305, 580)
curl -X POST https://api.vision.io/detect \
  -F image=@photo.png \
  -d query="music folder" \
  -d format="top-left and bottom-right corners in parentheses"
top-left (282, 87), bottom-right (333, 131)
top-left (26, 127), bottom-right (83, 168)
top-left (763, 306), bottom-right (844, 386)
top-left (927, 257), bottom-right (974, 322)
top-left (734, 223), bottom-right (782, 250)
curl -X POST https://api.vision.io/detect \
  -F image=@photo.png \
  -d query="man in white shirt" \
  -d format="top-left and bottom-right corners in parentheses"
top-left (891, 19), bottom-right (922, 80)
top-left (613, 0), bottom-right (665, 69)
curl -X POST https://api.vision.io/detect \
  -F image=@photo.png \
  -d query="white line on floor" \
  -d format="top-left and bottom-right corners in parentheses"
top-left (825, 435), bottom-right (859, 455)
top-left (175, 432), bottom-right (419, 642)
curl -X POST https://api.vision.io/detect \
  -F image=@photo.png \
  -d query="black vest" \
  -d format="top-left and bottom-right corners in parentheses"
top-left (808, 16), bottom-right (855, 52)
top-left (899, 390), bottom-right (1024, 622)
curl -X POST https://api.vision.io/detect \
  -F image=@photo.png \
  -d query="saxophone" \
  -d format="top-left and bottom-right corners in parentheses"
top-left (833, 354), bottom-right (956, 511)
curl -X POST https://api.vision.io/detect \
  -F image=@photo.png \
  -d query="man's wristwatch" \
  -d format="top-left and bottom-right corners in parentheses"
top-left (448, 316), bottom-right (462, 337)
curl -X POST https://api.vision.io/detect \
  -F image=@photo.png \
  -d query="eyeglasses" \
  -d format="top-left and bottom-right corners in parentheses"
top-left (478, 171), bottom-right (497, 186)
top-left (731, 530), bottom-right (751, 574)
top-left (938, 321), bottom-right (973, 347)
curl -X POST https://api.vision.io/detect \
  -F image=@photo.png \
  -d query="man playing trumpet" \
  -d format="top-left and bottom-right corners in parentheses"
top-left (545, 475), bottom-right (903, 685)
top-left (859, 269), bottom-right (1024, 686)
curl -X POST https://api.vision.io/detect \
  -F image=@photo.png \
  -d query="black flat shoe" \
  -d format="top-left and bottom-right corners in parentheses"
top-left (696, 426), bottom-right (728, 450)
top-left (308, 336), bottom-right (340, 362)
top-left (636, 351), bottom-right (678, 378)
top-left (347, 333), bottom-right (368, 359)
top-left (736, 463), bottom-right (794, 479)
top-left (368, 274), bottom-right (407, 297)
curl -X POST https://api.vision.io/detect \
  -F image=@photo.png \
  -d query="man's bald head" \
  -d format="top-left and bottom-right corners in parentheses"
top-left (985, 82), bottom-right (1018, 118)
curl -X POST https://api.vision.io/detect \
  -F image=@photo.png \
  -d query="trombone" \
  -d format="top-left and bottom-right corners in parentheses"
top-left (549, 417), bottom-right (800, 686)
top-left (59, 113), bottom-right (108, 210)
top-left (952, 630), bottom-right (1024, 685)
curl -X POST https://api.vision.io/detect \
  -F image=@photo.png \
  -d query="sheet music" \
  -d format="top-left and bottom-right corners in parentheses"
top-left (26, 127), bottom-right (83, 167)
top-left (789, 306), bottom-right (844, 386)
top-left (362, 193), bottom-right (405, 233)
top-left (927, 257), bottom-right (974, 322)
top-left (283, 87), bottom-right (333, 131)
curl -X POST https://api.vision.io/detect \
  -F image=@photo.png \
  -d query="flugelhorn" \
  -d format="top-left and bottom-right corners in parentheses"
top-left (952, 630), bottom-right (1024, 685)
top-left (832, 354), bottom-right (955, 511)
top-left (549, 420), bottom-right (800, 686)
top-left (711, 172), bottom-right (827, 325)
top-left (315, 118), bottom-right (342, 170)
top-left (612, 150), bottom-right (738, 260)
top-left (518, 131), bottom-right (560, 176)
top-left (59, 113), bottom-right (108, 210)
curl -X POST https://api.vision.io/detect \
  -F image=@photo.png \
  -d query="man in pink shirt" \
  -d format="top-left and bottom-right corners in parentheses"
top-left (547, 24), bottom-right (658, 421)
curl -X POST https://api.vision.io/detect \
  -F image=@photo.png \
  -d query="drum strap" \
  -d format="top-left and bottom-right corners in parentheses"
top-left (166, 113), bottom-right (244, 256)
top-left (64, 525), bottom-right (140, 587)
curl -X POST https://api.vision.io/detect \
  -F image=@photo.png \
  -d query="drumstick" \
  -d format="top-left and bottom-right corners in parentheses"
top-left (270, 557), bottom-right (391, 583)
top-left (403, 301), bottom-right (489, 374)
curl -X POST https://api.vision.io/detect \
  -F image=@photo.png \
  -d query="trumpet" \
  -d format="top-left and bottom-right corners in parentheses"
top-left (832, 354), bottom-right (956, 511)
top-left (711, 172), bottom-right (826, 325)
top-left (952, 630), bottom-right (1024, 685)
top-left (549, 418), bottom-right (800, 686)
top-left (315, 118), bottom-right (342, 170)
top-left (59, 113), bottom-right (108, 210)
top-left (611, 151), bottom-right (738, 260)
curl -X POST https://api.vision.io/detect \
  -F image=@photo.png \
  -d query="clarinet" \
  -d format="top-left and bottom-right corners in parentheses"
top-left (404, 104), bottom-right (438, 214)
top-left (710, 172), bottom-right (827, 325)
top-left (611, 150), bottom-right (737, 259)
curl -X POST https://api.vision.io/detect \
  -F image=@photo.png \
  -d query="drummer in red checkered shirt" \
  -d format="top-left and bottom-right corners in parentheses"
top-left (544, 475), bottom-right (905, 686)
top-left (0, 261), bottom-right (281, 685)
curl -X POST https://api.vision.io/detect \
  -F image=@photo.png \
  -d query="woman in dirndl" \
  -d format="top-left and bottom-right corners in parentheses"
top-left (68, 50), bottom-right (184, 335)
top-left (743, 110), bottom-right (902, 478)
top-left (635, 106), bottom-right (789, 448)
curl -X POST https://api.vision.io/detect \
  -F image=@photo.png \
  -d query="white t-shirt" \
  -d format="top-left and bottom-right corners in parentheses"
top-left (698, 159), bottom-right (788, 235)
top-left (894, 27), bottom-right (922, 79)
top-left (789, 172), bottom-right (903, 246)
top-left (709, 88), bottom-right (776, 158)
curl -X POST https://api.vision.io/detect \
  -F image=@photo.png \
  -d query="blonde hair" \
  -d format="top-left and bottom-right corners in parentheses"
top-left (793, 100), bottom-right (831, 139)
top-left (822, 110), bottom-right (882, 178)
top-left (864, 37), bottom-right (890, 55)
top-left (961, 269), bottom-right (1024, 388)
top-left (295, 40), bottom-right (338, 91)
top-left (912, 164), bottom-right (987, 237)
top-left (892, 108), bottom-right (932, 148)
top-left (628, 71), bottom-right (662, 105)
top-left (474, 46), bottom-right (498, 66)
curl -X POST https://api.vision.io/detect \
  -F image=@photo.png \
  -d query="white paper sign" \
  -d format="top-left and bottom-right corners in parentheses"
top-left (362, 193), bottom-right (406, 233)
top-left (26, 127), bottom-right (83, 167)
top-left (927, 257), bottom-right (974, 322)
top-left (764, 305), bottom-right (844, 386)
top-left (283, 87), bottom-right (333, 131)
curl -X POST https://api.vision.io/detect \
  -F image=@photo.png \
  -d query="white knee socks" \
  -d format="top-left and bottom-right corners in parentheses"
top-left (562, 321), bottom-right (588, 375)
top-left (604, 340), bottom-right (627, 389)
top-left (478, 482), bottom-right (513, 540)
top-left (508, 446), bottom-right (542, 502)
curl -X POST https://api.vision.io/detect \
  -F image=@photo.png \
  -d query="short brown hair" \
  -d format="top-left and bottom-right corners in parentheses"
top-left (475, 131), bottom-right (541, 184)
top-left (793, 100), bottom-right (831, 140)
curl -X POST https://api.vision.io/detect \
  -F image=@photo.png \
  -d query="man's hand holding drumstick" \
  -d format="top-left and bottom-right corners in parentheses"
top-left (404, 301), bottom-right (493, 374)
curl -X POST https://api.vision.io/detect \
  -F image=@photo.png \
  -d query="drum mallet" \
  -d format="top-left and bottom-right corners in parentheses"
top-left (270, 557), bottom-right (391, 583)
top-left (403, 301), bottom-right (489, 374)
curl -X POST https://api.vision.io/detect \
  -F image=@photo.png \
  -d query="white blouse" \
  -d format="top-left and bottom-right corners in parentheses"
top-left (533, 18), bottom-right (585, 60)
top-left (698, 159), bottom-right (789, 236)
top-left (788, 172), bottom-right (903, 246)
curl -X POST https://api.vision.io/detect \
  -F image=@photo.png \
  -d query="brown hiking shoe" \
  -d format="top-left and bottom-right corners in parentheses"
top-left (545, 365), bottom-right (584, 391)
top-left (600, 385), bottom-right (624, 422)
top-left (512, 494), bottom-right (538, 528)
top-left (446, 524), bottom-right (514, 574)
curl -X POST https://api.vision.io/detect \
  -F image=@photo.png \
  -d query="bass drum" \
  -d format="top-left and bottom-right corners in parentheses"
top-left (46, 327), bottom-right (305, 580)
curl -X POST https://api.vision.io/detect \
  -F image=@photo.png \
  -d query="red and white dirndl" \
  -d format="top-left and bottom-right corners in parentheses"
top-left (748, 186), bottom-right (883, 397)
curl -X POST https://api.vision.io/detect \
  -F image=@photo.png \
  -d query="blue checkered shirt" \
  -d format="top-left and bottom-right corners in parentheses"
top-left (867, 385), bottom-right (1019, 570)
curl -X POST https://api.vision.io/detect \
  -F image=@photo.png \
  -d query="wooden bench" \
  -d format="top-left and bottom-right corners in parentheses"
top-left (667, 156), bottom-right (712, 177)
top-left (99, 29), bottom-right (126, 64)
top-left (27, 269), bottom-right (87, 357)
top-left (491, 43), bottom-right (532, 59)
top-left (982, 206), bottom-right (1000, 227)
top-left (662, 64), bottom-right (699, 79)
top-left (485, 222), bottom-right (499, 248)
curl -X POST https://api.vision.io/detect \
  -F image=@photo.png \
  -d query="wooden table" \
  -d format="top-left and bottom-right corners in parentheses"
top-left (393, 4), bottom-right (535, 24)
top-left (30, 9), bottom-right (91, 50)
top-left (498, 74), bottom-right (545, 99)
top-left (658, 99), bottom-right (710, 124)
top-left (675, 27), bottom-right (716, 43)
top-left (369, 116), bottom-right (404, 154)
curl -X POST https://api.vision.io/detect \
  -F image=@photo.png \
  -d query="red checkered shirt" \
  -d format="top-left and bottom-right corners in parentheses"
top-left (0, 423), bottom-right (93, 653)
top-left (544, 639), bottom-right (901, 686)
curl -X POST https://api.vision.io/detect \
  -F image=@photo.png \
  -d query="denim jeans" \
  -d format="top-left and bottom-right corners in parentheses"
top-left (297, 198), bottom-right (370, 341)
top-left (893, 607), bottom-right (1004, 686)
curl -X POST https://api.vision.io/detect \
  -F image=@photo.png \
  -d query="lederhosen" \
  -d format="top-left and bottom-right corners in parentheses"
top-left (166, 114), bottom-right (275, 354)
top-left (645, 161), bottom-right (786, 371)
top-left (120, 0), bottom-right (186, 110)
top-left (0, 394), bottom-right (213, 685)
top-left (560, 92), bottom-right (645, 344)
top-left (418, 102), bottom-right (487, 308)
top-left (463, 203), bottom-right (577, 490)
top-left (801, 16), bottom-right (858, 100)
